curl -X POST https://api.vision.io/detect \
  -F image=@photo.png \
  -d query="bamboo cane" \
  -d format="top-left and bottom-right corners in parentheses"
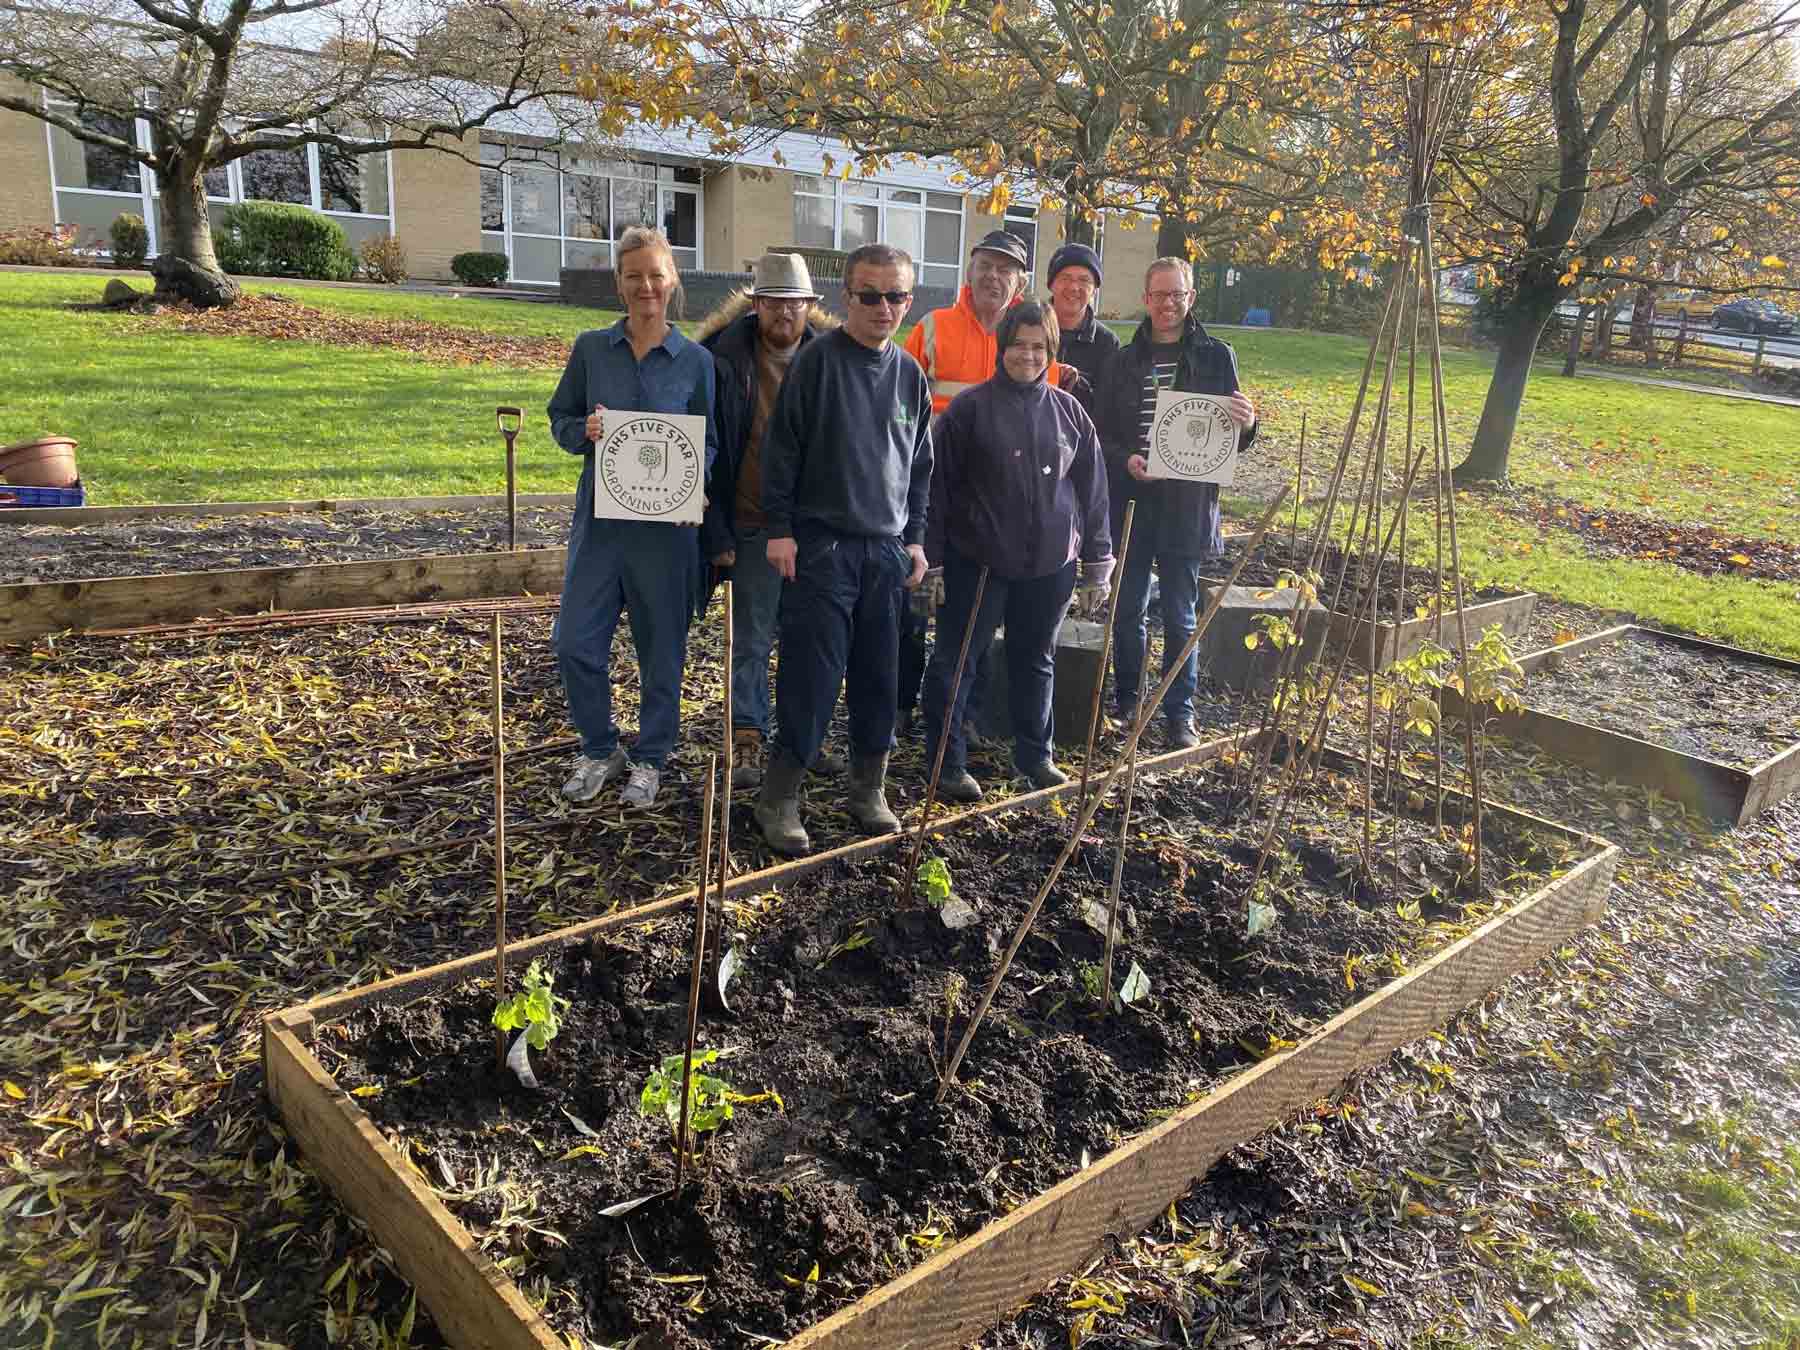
top-left (674, 756), bottom-right (717, 1196)
top-left (901, 566), bottom-right (990, 902)
top-left (936, 488), bottom-right (1288, 1101)
top-left (1078, 500), bottom-right (1136, 817)
top-left (490, 613), bottom-right (508, 1071)
top-left (1291, 411), bottom-right (1306, 556)
top-left (1098, 678), bottom-right (1149, 1006)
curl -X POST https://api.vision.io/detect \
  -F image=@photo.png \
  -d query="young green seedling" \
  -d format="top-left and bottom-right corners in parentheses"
top-left (638, 1049), bottom-right (781, 1161)
top-left (491, 959), bottom-right (569, 1051)
top-left (916, 856), bottom-right (954, 909)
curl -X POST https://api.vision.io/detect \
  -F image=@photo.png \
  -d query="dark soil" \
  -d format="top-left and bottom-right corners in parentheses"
top-left (326, 767), bottom-right (1581, 1350)
top-left (0, 503), bottom-right (572, 584)
top-left (1199, 537), bottom-right (1521, 621)
top-left (1526, 628), bottom-right (1800, 767)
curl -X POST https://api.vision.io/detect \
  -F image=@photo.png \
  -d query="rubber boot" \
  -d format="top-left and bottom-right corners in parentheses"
top-left (755, 749), bottom-right (811, 856)
top-left (847, 752), bottom-right (900, 834)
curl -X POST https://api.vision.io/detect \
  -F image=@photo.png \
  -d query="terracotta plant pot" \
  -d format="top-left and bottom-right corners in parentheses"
top-left (0, 436), bottom-right (79, 488)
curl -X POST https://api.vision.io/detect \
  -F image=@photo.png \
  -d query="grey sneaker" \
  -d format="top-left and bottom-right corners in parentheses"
top-left (561, 749), bottom-right (628, 802)
top-left (620, 762), bottom-right (661, 809)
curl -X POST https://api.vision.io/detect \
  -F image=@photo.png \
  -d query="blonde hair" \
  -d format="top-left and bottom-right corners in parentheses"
top-left (615, 226), bottom-right (685, 318)
top-left (1145, 256), bottom-right (1194, 292)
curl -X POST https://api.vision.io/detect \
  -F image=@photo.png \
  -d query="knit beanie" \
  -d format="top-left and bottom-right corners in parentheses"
top-left (1046, 243), bottom-right (1103, 288)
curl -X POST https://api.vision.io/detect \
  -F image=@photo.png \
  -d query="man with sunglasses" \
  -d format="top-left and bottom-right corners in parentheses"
top-left (755, 244), bottom-right (933, 856)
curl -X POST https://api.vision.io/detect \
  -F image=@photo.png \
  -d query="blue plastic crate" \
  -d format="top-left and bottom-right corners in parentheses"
top-left (0, 481), bottom-right (87, 509)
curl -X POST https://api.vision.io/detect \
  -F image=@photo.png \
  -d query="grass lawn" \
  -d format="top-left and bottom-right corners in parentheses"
top-left (4, 270), bottom-right (1795, 655)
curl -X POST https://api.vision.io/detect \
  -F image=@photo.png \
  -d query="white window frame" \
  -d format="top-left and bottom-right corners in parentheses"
top-left (43, 93), bottom-right (396, 261)
top-left (792, 176), bottom-right (965, 290)
top-left (478, 142), bottom-right (705, 287)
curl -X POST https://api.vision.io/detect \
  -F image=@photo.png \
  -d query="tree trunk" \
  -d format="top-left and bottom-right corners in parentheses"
top-left (1456, 286), bottom-right (1559, 481)
top-left (1561, 301), bottom-right (1593, 376)
top-left (152, 164), bottom-right (240, 309)
top-left (1156, 213), bottom-right (1194, 263)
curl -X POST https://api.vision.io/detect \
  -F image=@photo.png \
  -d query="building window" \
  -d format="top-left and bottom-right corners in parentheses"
top-left (240, 138), bottom-right (312, 205)
top-left (48, 109), bottom-right (141, 194)
top-left (318, 127), bottom-right (389, 215)
top-left (476, 141), bottom-right (703, 284)
top-left (792, 176), bottom-right (963, 289)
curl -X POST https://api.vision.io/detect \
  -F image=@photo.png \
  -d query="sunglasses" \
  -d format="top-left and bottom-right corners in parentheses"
top-left (848, 289), bottom-right (912, 308)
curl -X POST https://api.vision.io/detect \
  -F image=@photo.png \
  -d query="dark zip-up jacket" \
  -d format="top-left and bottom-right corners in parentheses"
top-left (696, 291), bottom-right (834, 553)
top-left (1095, 312), bottom-right (1258, 558)
top-left (1057, 304), bottom-right (1122, 394)
top-left (761, 328), bottom-right (933, 544)
top-left (925, 352), bottom-right (1112, 581)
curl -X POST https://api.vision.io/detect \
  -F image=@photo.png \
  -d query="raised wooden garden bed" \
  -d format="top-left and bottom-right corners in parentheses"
top-left (1444, 624), bottom-right (1800, 826)
top-left (0, 547), bottom-right (567, 644)
top-left (0, 489), bottom-right (575, 527)
top-left (1331, 587), bottom-right (1537, 670)
top-left (263, 740), bottom-right (1616, 1350)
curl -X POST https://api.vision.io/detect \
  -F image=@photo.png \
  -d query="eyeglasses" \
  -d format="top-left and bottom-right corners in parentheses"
top-left (849, 289), bottom-right (912, 308)
top-left (1147, 289), bottom-right (1193, 304)
top-left (756, 298), bottom-right (810, 313)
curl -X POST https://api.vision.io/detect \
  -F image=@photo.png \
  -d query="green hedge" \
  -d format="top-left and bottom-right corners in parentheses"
top-left (216, 201), bottom-right (356, 281)
top-left (451, 251), bottom-right (509, 287)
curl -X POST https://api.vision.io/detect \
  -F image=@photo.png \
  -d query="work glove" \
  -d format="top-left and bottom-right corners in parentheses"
top-left (1074, 557), bottom-right (1114, 615)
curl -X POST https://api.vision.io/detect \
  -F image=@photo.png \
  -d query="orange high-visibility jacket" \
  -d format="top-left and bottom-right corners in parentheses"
top-left (904, 287), bottom-right (1075, 415)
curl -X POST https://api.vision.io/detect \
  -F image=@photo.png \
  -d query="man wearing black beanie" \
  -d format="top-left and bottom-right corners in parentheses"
top-left (1047, 242), bottom-right (1125, 544)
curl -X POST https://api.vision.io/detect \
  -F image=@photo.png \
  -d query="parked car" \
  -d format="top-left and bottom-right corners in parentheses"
top-left (1652, 288), bottom-right (1719, 322)
top-left (1712, 297), bottom-right (1797, 335)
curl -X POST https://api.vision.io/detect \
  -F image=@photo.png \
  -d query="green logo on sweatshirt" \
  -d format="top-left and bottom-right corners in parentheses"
top-left (894, 401), bottom-right (918, 431)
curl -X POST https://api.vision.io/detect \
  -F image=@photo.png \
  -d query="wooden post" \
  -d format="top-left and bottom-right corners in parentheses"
top-left (716, 582), bottom-right (734, 957)
top-left (902, 567), bottom-right (990, 902)
top-left (1754, 334), bottom-right (1766, 375)
top-left (674, 756), bottom-right (717, 1197)
top-left (490, 613), bottom-right (508, 1070)
top-left (1079, 502), bottom-right (1135, 817)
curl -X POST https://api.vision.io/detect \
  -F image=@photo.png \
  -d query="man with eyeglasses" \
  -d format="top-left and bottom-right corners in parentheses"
top-left (696, 252), bottom-right (837, 789)
top-left (755, 243), bottom-right (933, 856)
top-left (1096, 256), bottom-right (1257, 749)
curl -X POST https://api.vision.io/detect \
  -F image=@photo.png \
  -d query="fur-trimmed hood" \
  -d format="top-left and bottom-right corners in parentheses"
top-left (694, 288), bottom-right (840, 345)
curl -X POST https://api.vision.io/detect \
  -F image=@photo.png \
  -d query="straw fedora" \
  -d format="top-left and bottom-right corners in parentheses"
top-left (752, 252), bottom-right (822, 299)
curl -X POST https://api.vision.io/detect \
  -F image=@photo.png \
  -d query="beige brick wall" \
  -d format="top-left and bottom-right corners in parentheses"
top-left (391, 131), bottom-right (481, 280)
top-left (710, 165), bottom-right (792, 271)
top-left (0, 82), bottom-right (55, 235)
top-left (702, 167), bottom-right (734, 270)
top-left (1098, 210), bottom-right (1160, 321)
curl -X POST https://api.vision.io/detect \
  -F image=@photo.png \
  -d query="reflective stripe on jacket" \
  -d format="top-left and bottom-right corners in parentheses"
top-left (904, 286), bottom-right (1075, 415)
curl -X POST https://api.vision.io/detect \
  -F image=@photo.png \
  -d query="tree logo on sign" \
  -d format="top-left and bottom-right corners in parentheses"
top-left (1152, 396), bottom-right (1236, 480)
top-left (599, 417), bottom-right (700, 517)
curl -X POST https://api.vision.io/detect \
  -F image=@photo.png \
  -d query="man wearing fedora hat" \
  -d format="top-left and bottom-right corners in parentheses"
top-left (697, 252), bottom-right (838, 788)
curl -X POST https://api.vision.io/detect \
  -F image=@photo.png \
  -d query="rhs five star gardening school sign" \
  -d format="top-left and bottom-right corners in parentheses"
top-left (1147, 393), bottom-right (1238, 486)
top-left (594, 413), bottom-right (706, 524)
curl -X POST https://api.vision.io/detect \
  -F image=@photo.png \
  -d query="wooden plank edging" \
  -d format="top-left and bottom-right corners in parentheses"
top-left (0, 491), bottom-right (576, 527)
top-left (264, 741), bottom-right (1617, 1350)
top-left (0, 548), bottom-right (568, 644)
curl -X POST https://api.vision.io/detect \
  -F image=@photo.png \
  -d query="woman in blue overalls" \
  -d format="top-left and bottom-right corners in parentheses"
top-left (547, 226), bottom-right (719, 808)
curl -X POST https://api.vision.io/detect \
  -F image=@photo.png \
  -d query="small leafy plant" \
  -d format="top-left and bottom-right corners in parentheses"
top-left (491, 959), bottom-right (569, 1051)
top-left (640, 1048), bottom-right (738, 1135)
top-left (1076, 961), bottom-right (1105, 1003)
top-left (916, 856), bottom-right (953, 908)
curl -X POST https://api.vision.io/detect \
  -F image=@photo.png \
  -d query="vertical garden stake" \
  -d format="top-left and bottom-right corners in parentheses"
top-left (936, 489), bottom-right (1288, 1101)
top-left (674, 756), bottom-right (717, 1197)
top-left (1291, 411), bottom-right (1306, 556)
top-left (490, 613), bottom-right (508, 1071)
top-left (1099, 678), bottom-right (1148, 1006)
top-left (715, 582), bottom-right (733, 956)
top-left (496, 406), bottom-right (522, 551)
top-left (1079, 501), bottom-right (1135, 817)
top-left (902, 566), bottom-right (990, 902)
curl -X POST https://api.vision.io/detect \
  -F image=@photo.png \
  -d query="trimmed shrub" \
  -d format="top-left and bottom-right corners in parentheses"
top-left (109, 213), bottom-right (149, 267)
top-left (451, 250), bottom-right (509, 287)
top-left (216, 201), bottom-right (356, 281)
top-left (0, 224), bottom-right (83, 267)
top-left (360, 234), bottom-right (408, 284)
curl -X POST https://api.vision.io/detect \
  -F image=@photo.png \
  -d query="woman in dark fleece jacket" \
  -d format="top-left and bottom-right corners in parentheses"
top-left (921, 302), bottom-right (1114, 801)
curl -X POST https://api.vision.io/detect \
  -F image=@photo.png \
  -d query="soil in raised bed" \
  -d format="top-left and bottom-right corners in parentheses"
top-left (326, 765), bottom-right (1584, 1350)
top-left (1198, 537), bottom-right (1519, 623)
top-left (0, 503), bottom-right (573, 584)
top-left (1526, 628), bottom-right (1800, 767)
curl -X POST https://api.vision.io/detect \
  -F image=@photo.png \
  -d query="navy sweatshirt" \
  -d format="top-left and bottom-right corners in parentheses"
top-left (760, 329), bottom-right (933, 545)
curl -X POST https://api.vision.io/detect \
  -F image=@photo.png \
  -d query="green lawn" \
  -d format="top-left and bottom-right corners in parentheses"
top-left (5, 270), bottom-right (1795, 655)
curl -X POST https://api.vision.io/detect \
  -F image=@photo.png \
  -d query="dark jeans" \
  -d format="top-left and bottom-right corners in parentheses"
top-left (554, 518), bottom-right (697, 767)
top-left (923, 551), bottom-right (1077, 773)
top-left (773, 529), bottom-right (908, 768)
top-left (1112, 548), bottom-right (1203, 725)
top-left (899, 596), bottom-right (991, 725)
top-left (729, 526), bottom-right (784, 735)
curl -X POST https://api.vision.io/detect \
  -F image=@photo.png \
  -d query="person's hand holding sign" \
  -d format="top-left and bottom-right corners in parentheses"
top-left (1225, 391), bottom-right (1255, 428)
top-left (585, 403), bottom-right (606, 443)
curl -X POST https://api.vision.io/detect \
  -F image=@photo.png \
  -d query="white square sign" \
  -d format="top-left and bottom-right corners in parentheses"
top-left (1147, 392), bottom-right (1239, 486)
top-left (592, 412), bottom-right (707, 524)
